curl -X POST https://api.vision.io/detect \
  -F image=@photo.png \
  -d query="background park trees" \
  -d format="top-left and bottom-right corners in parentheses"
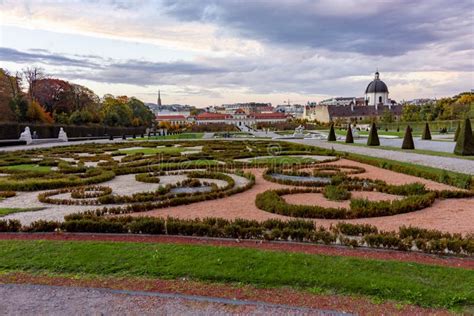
top-left (0, 67), bottom-right (154, 127)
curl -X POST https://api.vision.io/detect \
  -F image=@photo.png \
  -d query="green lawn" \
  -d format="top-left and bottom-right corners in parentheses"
top-left (119, 147), bottom-right (188, 155)
top-left (134, 133), bottom-right (204, 140)
top-left (3, 164), bottom-right (52, 172)
top-left (0, 240), bottom-right (472, 310)
top-left (0, 207), bottom-right (45, 217)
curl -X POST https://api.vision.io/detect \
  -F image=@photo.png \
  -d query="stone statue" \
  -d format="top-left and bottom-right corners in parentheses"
top-left (293, 125), bottom-right (305, 138)
top-left (352, 125), bottom-right (359, 138)
top-left (58, 127), bottom-right (68, 142)
top-left (19, 126), bottom-right (32, 144)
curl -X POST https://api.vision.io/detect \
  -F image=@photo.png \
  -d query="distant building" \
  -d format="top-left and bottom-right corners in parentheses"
top-left (157, 90), bottom-right (162, 107)
top-left (406, 98), bottom-right (436, 106)
top-left (305, 71), bottom-right (401, 123)
top-left (193, 111), bottom-right (288, 127)
top-left (155, 115), bottom-right (187, 125)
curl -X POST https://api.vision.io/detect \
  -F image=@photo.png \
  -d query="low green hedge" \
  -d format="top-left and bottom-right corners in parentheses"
top-left (2, 216), bottom-right (472, 256)
top-left (255, 187), bottom-right (437, 219)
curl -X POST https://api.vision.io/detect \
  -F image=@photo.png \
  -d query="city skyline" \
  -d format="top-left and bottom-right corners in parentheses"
top-left (1, 0), bottom-right (473, 107)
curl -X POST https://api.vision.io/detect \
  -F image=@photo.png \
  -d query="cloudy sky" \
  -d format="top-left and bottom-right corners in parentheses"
top-left (0, 0), bottom-right (473, 107)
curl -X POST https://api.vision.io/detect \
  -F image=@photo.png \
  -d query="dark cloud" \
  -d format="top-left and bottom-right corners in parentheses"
top-left (0, 47), bottom-right (99, 68)
top-left (162, 0), bottom-right (473, 56)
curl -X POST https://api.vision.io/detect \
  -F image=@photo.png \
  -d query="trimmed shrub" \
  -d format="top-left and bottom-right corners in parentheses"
top-left (454, 121), bottom-right (461, 141)
top-left (421, 122), bottom-right (432, 140)
top-left (323, 185), bottom-right (351, 201)
top-left (0, 219), bottom-right (21, 232)
top-left (366, 122), bottom-right (380, 146)
top-left (345, 124), bottom-right (354, 143)
top-left (328, 123), bottom-right (336, 141)
top-left (401, 125), bottom-right (415, 150)
top-left (454, 118), bottom-right (474, 156)
top-left (24, 220), bottom-right (61, 232)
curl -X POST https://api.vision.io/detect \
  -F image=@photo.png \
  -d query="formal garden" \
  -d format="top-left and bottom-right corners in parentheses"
top-left (0, 139), bottom-right (473, 312)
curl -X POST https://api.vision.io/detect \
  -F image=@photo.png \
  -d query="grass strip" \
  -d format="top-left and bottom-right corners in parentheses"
top-left (0, 207), bottom-right (45, 217)
top-left (0, 240), bottom-right (472, 310)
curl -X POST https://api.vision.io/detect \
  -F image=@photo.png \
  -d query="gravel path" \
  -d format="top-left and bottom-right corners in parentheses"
top-left (353, 137), bottom-right (455, 153)
top-left (0, 284), bottom-right (342, 316)
top-left (1, 172), bottom-right (248, 225)
top-left (288, 139), bottom-right (474, 175)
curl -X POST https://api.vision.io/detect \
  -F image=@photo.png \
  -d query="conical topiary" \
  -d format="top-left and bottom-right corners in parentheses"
top-left (454, 122), bottom-right (461, 141)
top-left (345, 124), bottom-right (354, 143)
top-left (367, 122), bottom-right (380, 146)
top-left (454, 118), bottom-right (474, 156)
top-left (328, 123), bottom-right (336, 141)
top-left (402, 125), bottom-right (415, 149)
top-left (421, 122), bottom-right (431, 140)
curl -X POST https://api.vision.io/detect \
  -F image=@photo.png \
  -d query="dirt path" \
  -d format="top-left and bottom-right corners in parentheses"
top-left (0, 283), bottom-right (335, 316)
top-left (0, 274), bottom-right (453, 316)
top-left (1, 233), bottom-right (472, 269)
top-left (131, 161), bottom-right (474, 235)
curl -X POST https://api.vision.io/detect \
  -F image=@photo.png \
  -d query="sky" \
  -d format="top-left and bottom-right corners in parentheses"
top-left (0, 0), bottom-right (473, 108)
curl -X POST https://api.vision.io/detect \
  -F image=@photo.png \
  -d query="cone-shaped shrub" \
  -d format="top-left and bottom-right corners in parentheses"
top-left (367, 122), bottom-right (380, 146)
top-left (345, 124), bottom-right (354, 143)
top-left (328, 123), bottom-right (336, 141)
top-left (421, 122), bottom-right (431, 140)
top-left (454, 118), bottom-right (474, 156)
top-left (454, 122), bottom-right (461, 141)
top-left (402, 125), bottom-right (415, 149)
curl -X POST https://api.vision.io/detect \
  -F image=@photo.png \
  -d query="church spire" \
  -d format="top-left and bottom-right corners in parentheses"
top-left (157, 90), bottom-right (162, 106)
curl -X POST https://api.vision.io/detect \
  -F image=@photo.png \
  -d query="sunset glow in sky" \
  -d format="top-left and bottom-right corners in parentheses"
top-left (1, 0), bottom-right (473, 107)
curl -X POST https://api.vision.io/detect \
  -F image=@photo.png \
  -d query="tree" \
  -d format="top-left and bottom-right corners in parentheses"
top-left (381, 109), bottom-right (394, 123)
top-left (402, 125), bottom-right (415, 149)
top-left (34, 78), bottom-right (75, 114)
top-left (127, 97), bottom-right (154, 127)
top-left (401, 104), bottom-right (420, 122)
top-left (0, 68), bottom-right (23, 121)
top-left (22, 66), bottom-right (45, 101)
top-left (454, 118), bottom-right (474, 156)
top-left (421, 122), bottom-right (432, 140)
top-left (101, 96), bottom-right (133, 126)
top-left (345, 124), bottom-right (353, 143)
top-left (27, 100), bottom-right (54, 123)
top-left (327, 123), bottom-right (336, 141)
top-left (367, 122), bottom-right (380, 146)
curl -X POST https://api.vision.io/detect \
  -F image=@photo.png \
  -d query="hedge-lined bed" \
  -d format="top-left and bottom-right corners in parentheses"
top-left (1, 216), bottom-right (472, 257)
top-left (256, 174), bottom-right (474, 219)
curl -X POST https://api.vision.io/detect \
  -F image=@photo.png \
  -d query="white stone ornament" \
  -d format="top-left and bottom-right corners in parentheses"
top-left (19, 126), bottom-right (33, 144)
top-left (58, 127), bottom-right (68, 142)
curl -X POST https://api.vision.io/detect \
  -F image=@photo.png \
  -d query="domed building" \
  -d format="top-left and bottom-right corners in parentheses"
top-left (364, 71), bottom-right (389, 107)
top-left (305, 71), bottom-right (403, 123)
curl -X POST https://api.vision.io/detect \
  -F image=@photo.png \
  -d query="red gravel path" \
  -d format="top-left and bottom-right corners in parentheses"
top-left (0, 273), bottom-right (453, 315)
top-left (1, 232), bottom-right (472, 269)
top-left (128, 160), bottom-right (474, 235)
